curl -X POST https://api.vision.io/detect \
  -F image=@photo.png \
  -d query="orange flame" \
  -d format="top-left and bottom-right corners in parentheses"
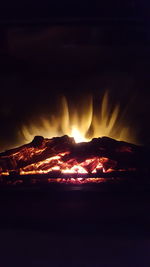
top-left (20, 91), bottom-right (136, 145)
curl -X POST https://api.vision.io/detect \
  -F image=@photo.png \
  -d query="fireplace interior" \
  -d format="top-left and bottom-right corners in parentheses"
top-left (0, 3), bottom-right (150, 266)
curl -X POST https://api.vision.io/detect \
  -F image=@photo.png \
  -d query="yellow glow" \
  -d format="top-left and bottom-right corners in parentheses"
top-left (71, 127), bottom-right (87, 143)
top-left (20, 91), bottom-right (136, 145)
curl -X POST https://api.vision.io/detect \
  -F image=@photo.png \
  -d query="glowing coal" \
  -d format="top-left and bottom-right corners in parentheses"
top-left (0, 135), bottom-right (147, 182)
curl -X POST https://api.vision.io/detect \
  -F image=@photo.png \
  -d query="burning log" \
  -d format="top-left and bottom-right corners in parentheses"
top-left (0, 135), bottom-right (149, 179)
top-left (0, 135), bottom-right (74, 172)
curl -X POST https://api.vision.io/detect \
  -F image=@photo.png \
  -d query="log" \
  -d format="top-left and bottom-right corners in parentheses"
top-left (0, 135), bottom-right (149, 175)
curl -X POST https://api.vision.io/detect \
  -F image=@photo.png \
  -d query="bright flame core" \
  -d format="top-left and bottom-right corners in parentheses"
top-left (71, 127), bottom-right (87, 143)
top-left (20, 91), bottom-right (136, 145)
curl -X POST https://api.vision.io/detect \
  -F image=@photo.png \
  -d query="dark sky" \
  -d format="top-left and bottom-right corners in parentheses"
top-left (0, 1), bottom-right (150, 150)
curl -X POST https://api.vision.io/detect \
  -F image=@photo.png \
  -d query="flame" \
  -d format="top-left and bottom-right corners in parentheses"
top-left (0, 88), bottom-right (140, 184)
top-left (0, 128), bottom-right (138, 183)
top-left (71, 127), bottom-right (87, 143)
top-left (20, 90), bottom-right (136, 144)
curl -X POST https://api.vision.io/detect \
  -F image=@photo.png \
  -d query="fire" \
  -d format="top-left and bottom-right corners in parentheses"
top-left (0, 87), bottom-right (141, 186)
top-left (0, 132), bottom-right (144, 185)
top-left (19, 153), bottom-right (107, 175)
top-left (71, 127), bottom-right (87, 143)
top-left (47, 177), bottom-right (107, 184)
top-left (20, 90), bottom-right (136, 146)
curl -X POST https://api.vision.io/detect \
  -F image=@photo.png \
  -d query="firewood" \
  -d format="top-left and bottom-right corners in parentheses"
top-left (0, 135), bottom-right (149, 175)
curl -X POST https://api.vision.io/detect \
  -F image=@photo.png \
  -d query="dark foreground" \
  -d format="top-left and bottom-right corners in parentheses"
top-left (0, 179), bottom-right (150, 266)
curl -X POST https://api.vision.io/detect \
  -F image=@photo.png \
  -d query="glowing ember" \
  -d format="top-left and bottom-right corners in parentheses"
top-left (19, 154), bottom-right (107, 175)
top-left (47, 177), bottom-right (107, 184)
top-left (0, 134), bottom-right (147, 185)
